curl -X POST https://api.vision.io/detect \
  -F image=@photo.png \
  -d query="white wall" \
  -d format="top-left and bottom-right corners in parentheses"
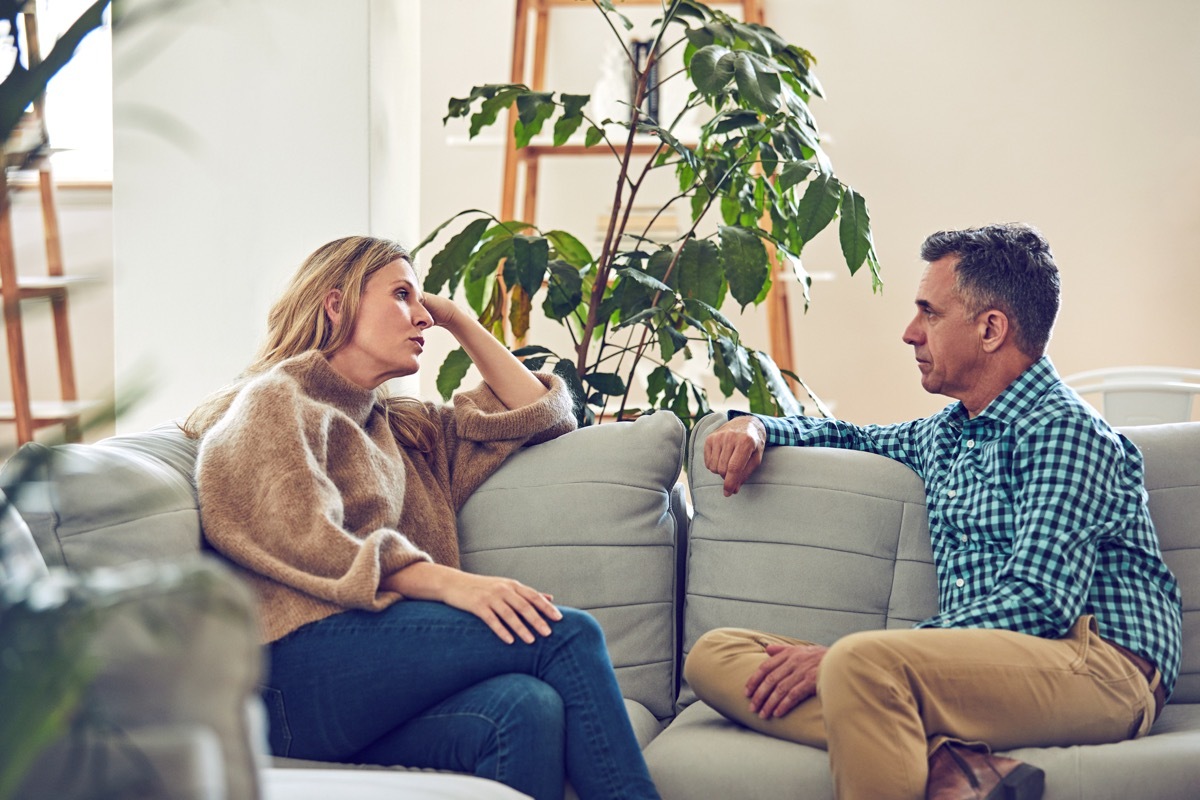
top-left (416, 0), bottom-right (1200, 424)
top-left (16, 0), bottom-right (1197, 447)
top-left (111, 0), bottom-right (419, 432)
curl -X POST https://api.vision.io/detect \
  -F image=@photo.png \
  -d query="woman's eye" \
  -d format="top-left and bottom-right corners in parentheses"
top-left (396, 289), bottom-right (409, 300)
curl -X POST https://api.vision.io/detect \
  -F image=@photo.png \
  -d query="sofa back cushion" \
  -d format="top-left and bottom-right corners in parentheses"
top-left (1, 423), bottom-right (202, 571)
top-left (458, 411), bottom-right (688, 722)
top-left (684, 414), bottom-right (1200, 709)
top-left (1122, 422), bottom-right (1200, 703)
top-left (681, 412), bottom-right (935, 708)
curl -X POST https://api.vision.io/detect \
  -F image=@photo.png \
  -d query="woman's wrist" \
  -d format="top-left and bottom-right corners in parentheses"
top-left (384, 560), bottom-right (449, 600)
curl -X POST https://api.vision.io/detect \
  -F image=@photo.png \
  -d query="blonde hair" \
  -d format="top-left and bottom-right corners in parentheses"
top-left (183, 236), bottom-right (438, 452)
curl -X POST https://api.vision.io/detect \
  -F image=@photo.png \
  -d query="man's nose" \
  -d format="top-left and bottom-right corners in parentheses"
top-left (902, 318), bottom-right (921, 346)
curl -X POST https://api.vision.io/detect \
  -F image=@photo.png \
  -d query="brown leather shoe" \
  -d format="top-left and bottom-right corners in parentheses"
top-left (926, 743), bottom-right (1045, 800)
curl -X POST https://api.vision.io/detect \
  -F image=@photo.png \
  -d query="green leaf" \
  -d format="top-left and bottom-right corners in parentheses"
top-left (464, 268), bottom-right (494, 315)
top-left (719, 225), bottom-right (770, 309)
top-left (646, 365), bottom-right (673, 407)
top-left (613, 306), bottom-right (660, 331)
top-left (510, 235), bottom-right (550, 296)
top-left (690, 46), bottom-right (736, 94)
top-left (778, 161), bottom-right (815, 193)
top-left (467, 235), bottom-right (514, 282)
top-left (676, 238), bottom-right (723, 307)
top-left (838, 185), bottom-right (873, 275)
top-left (511, 345), bottom-right (556, 358)
top-left (794, 171), bottom-right (843, 246)
top-left (720, 193), bottom-right (741, 225)
top-left (584, 372), bottom-right (627, 396)
top-left (471, 85), bottom-right (527, 138)
top-left (732, 52), bottom-right (781, 113)
top-left (427, 217), bottom-right (489, 294)
top-left (514, 91), bottom-right (556, 148)
top-left (585, 124), bottom-right (605, 148)
top-left (545, 229), bottom-right (593, 267)
top-left (552, 93), bottom-right (590, 146)
top-left (436, 347), bottom-right (473, 401)
top-left (617, 267), bottom-right (674, 295)
top-left (710, 110), bottom-right (762, 135)
top-left (659, 325), bottom-right (689, 362)
top-left (691, 184), bottom-right (710, 222)
top-left (684, 298), bottom-right (736, 333)
top-left (717, 339), bottom-right (754, 392)
top-left (413, 209), bottom-right (487, 255)
top-left (543, 261), bottom-right (584, 321)
top-left (753, 350), bottom-right (803, 416)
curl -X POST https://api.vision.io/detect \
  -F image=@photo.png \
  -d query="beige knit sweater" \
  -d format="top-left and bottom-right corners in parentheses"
top-left (196, 350), bottom-right (576, 643)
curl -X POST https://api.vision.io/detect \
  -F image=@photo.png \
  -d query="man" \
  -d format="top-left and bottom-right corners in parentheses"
top-left (686, 224), bottom-right (1182, 800)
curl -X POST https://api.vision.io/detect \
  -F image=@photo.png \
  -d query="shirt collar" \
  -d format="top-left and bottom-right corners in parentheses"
top-left (969, 355), bottom-right (1060, 427)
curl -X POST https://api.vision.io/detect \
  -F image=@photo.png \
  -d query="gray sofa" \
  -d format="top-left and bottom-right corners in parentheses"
top-left (2, 410), bottom-right (1197, 799)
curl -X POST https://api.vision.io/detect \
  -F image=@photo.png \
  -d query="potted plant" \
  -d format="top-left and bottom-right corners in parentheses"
top-left (417, 0), bottom-right (881, 426)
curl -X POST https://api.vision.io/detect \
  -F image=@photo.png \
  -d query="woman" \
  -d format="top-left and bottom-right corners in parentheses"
top-left (185, 236), bottom-right (660, 800)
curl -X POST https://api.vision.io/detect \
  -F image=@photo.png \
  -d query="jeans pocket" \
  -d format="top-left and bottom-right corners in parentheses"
top-left (260, 686), bottom-right (293, 757)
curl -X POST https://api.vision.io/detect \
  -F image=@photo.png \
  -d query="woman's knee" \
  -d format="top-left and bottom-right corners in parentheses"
top-left (552, 606), bottom-right (607, 653)
top-left (493, 674), bottom-right (566, 734)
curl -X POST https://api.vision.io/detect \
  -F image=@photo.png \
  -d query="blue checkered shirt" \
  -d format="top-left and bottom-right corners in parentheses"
top-left (735, 357), bottom-right (1183, 698)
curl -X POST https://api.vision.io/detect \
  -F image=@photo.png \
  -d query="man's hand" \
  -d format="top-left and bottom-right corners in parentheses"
top-left (745, 643), bottom-right (828, 719)
top-left (704, 415), bottom-right (767, 496)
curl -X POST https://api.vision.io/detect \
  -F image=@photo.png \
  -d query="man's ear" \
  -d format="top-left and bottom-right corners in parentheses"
top-left (324, 289), bottom-right (343, 325)
top-left (978, 309), bottom-right (1010, 353)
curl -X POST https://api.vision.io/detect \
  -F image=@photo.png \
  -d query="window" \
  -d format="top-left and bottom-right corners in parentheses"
top-left (2, 0), bottom-right (112, 182)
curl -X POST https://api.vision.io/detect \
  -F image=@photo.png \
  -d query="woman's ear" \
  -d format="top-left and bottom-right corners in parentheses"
top-left (324, 289), bottom-right (344, 325)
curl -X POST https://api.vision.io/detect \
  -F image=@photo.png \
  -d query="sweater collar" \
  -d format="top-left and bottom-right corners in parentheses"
top-left (278, 350), bottom-right (379, 426)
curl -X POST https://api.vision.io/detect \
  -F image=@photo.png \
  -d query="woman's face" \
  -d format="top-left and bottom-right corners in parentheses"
top-left (326, 258), bottom-right (433, 389)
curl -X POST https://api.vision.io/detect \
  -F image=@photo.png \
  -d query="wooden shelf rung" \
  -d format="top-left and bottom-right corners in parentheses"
top-left (0, 274), bottom-right (93, 300)
top-left (0, 399), bottom-right (97, 426)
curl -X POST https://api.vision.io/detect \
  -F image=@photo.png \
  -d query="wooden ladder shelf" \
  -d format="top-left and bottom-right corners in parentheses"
top-left (0, 2), bottom-right (88, 445)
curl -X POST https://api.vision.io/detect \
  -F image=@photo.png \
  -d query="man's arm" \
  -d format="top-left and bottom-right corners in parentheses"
top-left (705, 411), bottom-right (928, 495)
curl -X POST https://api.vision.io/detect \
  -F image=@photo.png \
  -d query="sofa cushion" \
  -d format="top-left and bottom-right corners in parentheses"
top-left (646, 696), bottom-right (1200, 800)
top-left (679, 411), bottom-right (935, 708)
top-left (458, 411), bottom-right (687, 722)
top-left (1, 423), bottom-right (201, 571)
top-left (1121, 422), bottom-right (1200, 704)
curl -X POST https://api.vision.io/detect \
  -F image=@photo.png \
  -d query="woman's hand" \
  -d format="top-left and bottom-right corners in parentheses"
top-left (385, 561), bottom-right (562, 644)
top-left (420, 293), bottom-right (461, 330)
top-left (442, 571), bottom-right (563, 644)
top-left (417, 292), bottom-right (547, 410)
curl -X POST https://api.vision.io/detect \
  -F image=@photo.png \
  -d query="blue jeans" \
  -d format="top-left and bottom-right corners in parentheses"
top-left (263, 601), bottom-right (660, 800)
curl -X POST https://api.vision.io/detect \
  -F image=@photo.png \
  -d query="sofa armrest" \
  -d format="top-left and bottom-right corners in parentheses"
top-left (457, 411), bottom-right (687, 721)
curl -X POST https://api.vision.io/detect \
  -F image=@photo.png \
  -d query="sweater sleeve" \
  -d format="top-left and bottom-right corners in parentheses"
top-left (436, 372), bottom-right (576, 510)
top-left (197, 378), bottom-right (430, 612)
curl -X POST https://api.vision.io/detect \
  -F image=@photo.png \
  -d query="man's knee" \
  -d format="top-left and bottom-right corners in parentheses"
top-left (819, 629), bottom-right (913, 705)
top-left (685, 628), bottom-right (768, 693)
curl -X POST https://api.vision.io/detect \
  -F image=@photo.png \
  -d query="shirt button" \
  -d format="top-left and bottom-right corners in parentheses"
top-left (955, 578), bottom-right (965, 588)
top-left (947, 489), bottom-right (957, 498)
top-left (966, 439), bottom-right (975, 448)
top-left (960, 534), bottom-right (968, 543)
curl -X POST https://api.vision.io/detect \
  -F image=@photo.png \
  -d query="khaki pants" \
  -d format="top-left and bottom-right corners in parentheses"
top-left (684, 617), bottom-right (1157, 800)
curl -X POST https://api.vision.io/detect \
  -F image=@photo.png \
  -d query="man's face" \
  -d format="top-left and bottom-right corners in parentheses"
top-left (901, 256), bottom-right (986, 401)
